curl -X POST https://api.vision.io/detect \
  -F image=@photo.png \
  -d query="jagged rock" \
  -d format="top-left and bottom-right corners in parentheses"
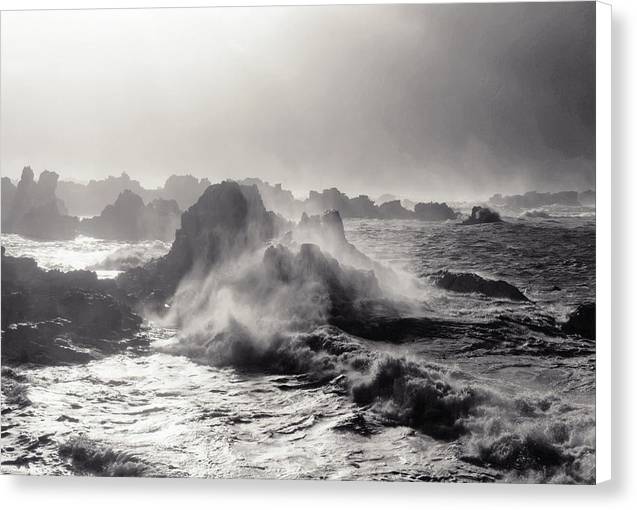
top-left (57, 172), bottom-right (155, 217)
top-left (263, 243), bottom-right (384, 324)
top-left (162, 174), bottom-right (211, 210)
top-left (414, 202), bottom-right (458, 221)
top-left (378, 200), bottom-right (415, 220)
top-left (562, 303), bottom-right (595, 339)
top-left (117, 181), bottom-right (279, 308)
top-left (1, 249), bottom-right (142, 365)
top-left (462, 206), bottom-right (502, 225)
top-left (79, 190), bottom-right (180, 241)
top-left (1, 167), bottom-right (78, 240)
top-left (432, 271), bottom-right (529, 302)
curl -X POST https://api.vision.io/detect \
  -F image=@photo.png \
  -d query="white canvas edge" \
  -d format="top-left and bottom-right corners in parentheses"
top-left (595, 0), bottom-right (611, 485)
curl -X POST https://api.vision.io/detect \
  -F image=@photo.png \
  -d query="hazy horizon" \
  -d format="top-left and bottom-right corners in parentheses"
top-left (1, 3), bottom-right (595, 201)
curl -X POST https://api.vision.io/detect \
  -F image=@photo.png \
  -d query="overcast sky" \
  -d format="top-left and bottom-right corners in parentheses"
top-left (1, 2), bottom-right (595, 200)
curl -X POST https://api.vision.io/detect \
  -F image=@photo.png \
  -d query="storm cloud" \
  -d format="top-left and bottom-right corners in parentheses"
top-left (0, 2), bottom-right (595, 200)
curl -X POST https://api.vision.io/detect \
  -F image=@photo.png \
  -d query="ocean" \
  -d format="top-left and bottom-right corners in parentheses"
top-left (1, 210), bottom-right (596, 482)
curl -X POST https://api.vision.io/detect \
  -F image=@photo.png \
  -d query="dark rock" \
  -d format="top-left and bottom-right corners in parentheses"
top-left (117, 181), bottom-right (279, 309)
top-left (378, 200), bottom-right (415, 220)
top-left (414, 201), bottom-right (458, 221)
top-left (1, 167), bottom-right (78, 240)
top-left (562, 303), bottom-right (595, 339)
top-left (57, 172), bottom-right (156, 217)
top-left (1, 250), bottom-right (142, 365)
top-left (462, 206), bottom-right (502, 225)
top-left (162, 174), bottom-right (211, 210)
top-left (79, 190), bottom-right (180, 241)
top-left (432, 271), bottom-right (529, 302)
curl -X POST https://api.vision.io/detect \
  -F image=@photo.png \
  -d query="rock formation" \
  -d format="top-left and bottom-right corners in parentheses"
top-left (57, 172), bottom-right (157, 217)
top-left (79, 191), bottom-right (180, 242)
top-left (117, 181), bottom-right (281, 309)
top-left (414, 202), bottom-right (458, 221)
top-left (1, 167), bottom-right (78, 240)
top-left (562, 303), bottom-right (595, 339)
top-left (432, 271), bottom-right (529, 302)
top-left (489, 190), bottom-right (580, 209)
top-left (161, 174), bottom-right (211, 210)
top-left (1, 248), bottom-right (142, 365)
top-left (378, 200), bottom-right (414, 220)
top-left (462, 206), bottom-right (502, 225)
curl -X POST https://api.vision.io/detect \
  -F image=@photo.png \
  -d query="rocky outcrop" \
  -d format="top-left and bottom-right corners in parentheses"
top-left (562, 303), bottom-right (595, 339)
top-left (239, 177), bottom-right (304, 219)
top-left (1, 167), bottom-right (78, 240)
top-left (432, 271), bottom-right (529, 302)
top-left (1, 249), bottom-right (142, 365)
top-left (79, 191), bottom-right (180, 242)
top-left (117, 181), bottom-right (281, 309)
top-left (57, 172), bottom-right (157, 217)
top-left (414, 202), bottom-right (458, 221)
top-left (378, 200), bottom-right (414, 220)
top-left (489, 191), bottom-right (580, 209)
top-left (162, 174), bottom-right (211, 210)
top-left (462, 206), bottom-right (502, 225)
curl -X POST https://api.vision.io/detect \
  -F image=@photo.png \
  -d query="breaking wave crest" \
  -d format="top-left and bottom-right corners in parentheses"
top-left (150, 231), bottom-right (594, 483)
top-left (59, 437), bottom-right (153, 477)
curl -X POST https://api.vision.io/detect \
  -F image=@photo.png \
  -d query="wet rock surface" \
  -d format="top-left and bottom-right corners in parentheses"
top-left (462, 206), bottom-right (503, 225)
top-left (562, 303), bottom-right (595, 340)
top-left (432, 270), bottom-right (529, 302)
top-left (1, 249), bottom-right (142, 365)
top-left (117, 181), bottom-right (280, 309)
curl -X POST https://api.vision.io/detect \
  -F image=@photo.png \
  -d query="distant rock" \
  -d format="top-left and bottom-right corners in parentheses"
top-left (378, 200), bottom-right (415, 220)
top-left (79, 190), bottom-right (180, 241)
top-left (578, 190), bottom-right (595, 206)
top-left (522, 209), bottom-right (551, 219)
top-left (462, 206), bottom-right (502, 225)
top-left (562, 303), bottom-right (595, 339)
top-left (162, 174), bottom-right (211, 210)
top-left (432, 271), bottom-right (529, 302)
top-left (239, 177), bottom-right (304, 219)
top-left (1, 167), bottom-right (78, 240)
top-left (414, 202), bottom-right (458, 221)
top-left (57, 172), bottom-right (156, 217)
top-left (1, 249), bottom-right (142, 365)
top-left (489, 190), bottom-right (580, 209)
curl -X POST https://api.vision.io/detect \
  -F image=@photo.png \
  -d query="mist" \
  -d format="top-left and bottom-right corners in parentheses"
top-left (1, 3), bottom-right (595, 200)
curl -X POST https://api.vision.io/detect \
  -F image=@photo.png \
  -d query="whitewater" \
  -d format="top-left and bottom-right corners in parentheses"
top-left (1, 210), bottom-right (595, 483)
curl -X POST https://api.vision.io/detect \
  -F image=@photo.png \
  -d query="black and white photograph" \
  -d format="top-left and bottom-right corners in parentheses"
top-left (0, 0), bottom-right (605, 486)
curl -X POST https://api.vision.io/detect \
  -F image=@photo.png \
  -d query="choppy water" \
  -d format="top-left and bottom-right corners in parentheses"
top-left (1, 213), bottom-right (596, 482)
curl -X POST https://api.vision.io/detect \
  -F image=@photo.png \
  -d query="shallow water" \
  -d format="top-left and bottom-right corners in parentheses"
top-left (1, 215), bottom-right (596, 482)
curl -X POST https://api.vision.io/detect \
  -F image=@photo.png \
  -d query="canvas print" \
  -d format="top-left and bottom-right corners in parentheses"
top-left (0, 2), bottom-right (596, 483)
